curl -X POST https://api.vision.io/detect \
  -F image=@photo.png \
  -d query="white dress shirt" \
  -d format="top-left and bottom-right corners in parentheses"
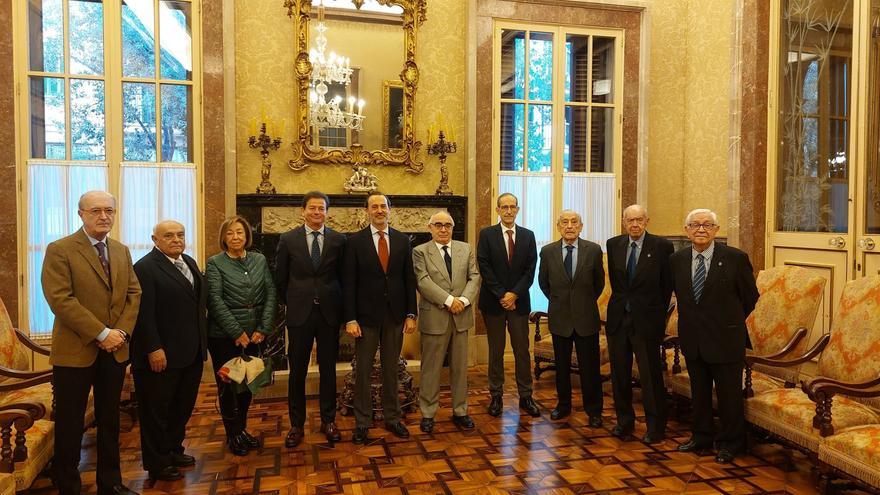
top-left (305, 225), bottom-right (325, 254)
top-left (370, 224), bottom-right (389, 253)
top-left (501, 224), bottom-right (517, 259)
top-left (691, 241), bottom-right (716, 279)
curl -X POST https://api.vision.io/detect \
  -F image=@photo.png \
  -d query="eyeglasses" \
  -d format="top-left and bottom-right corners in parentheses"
top-left (498, 205), bottom-right (519, 211)
top-left (686, 223), bottom-right (717, 231)
top-left (431, 223), bottom-right (454, 230)
top-left (83, 207), bottom-right (116, 216)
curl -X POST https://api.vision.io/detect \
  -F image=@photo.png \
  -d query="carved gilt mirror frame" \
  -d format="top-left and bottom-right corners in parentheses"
top-left (284, 0), bottom-right (427, 173)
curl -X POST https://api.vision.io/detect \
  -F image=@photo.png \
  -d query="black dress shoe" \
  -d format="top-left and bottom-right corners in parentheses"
top-left (550, 407), bottom-right (570, 420)
top-left (519, 397), bottom-right (541, 417)
top-left (228, 434), bottom-right (250, 456)
top-left (148, 466), bottom-right (183, 481)
top-left (611, 425), bottom-right (633, 438)
top-left (106, 485), bottom-right (140, 495)
top-left (285, 427), bottom-right (304, 448)
top-left (642, 432), bottom-right (665, 444)
top-left (452, 415), bottom-right (475, 429)
top-left (170, 452), bottom-right (196, 467)
top-left (420, 417), bottom-right (435, 433)
top-left (352, 426), bottom-right (369, 444)
top-left (321, 422), bottom-right (342, 442)
top-left (488, 396), bottom-right (503, 417)
top-left (677, 438), bottom-right (711, 453)
top-left (715, 448), bottom-right (736, 463)
top-left (240, 430), bottom-right (261, 449)
top-left (385, 421), bottom-right (410, 438)
top-left (588, 416), bottom-right (603, 428)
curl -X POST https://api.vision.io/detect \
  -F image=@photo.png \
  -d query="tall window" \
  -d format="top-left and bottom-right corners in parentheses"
top-left (20, 0), bottom-right (202, 337)
top-left (494, 23), bottom-right (623, 311)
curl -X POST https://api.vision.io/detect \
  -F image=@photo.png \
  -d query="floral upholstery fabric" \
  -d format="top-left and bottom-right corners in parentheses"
top-left (533, 333), bottom-right (609, 367)
top-left (0, 299), bottom-right (20, 377)
top-left (748, 388), bottom-right (880, 437)
top-left (11, 419), bottom-right (53, 491)
top-left (821, 425), bottom-right (880, 470)
top-left (665, 303), bottom-right (678, 338)
top-left (747, 266), bottom-right (825, 359)
top-left (817, 276), bottom-right (880, 383)
top-left (597, 254), bottom-right (611, 322)
top-left (0, 473), bottom-right (13, 495)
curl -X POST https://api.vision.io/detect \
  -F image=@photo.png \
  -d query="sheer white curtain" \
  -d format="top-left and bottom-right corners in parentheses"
top-left (563, 174), bottom-right (616, 248)
top-left (28, 163), bottom-right (108, 337)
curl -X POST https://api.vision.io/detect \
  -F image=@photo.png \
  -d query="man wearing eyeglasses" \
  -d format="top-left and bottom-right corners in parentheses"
top-left (41, 191), bottom-right (141, 495)
top-left (477, 193), bottom-right (539, 417)
top-left (412, 211), bottom-right (481, 433)
top-left (670, 209), bottom-right (759, 464)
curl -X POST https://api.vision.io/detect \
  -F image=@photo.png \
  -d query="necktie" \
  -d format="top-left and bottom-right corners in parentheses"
top-left (506, 230), bottom-right (515, 265)
top-left (310, 231), bottom-right (322, 269)
top-left (626, 241), bottom-right (638, 284)
top-left (174, 259), bottom-right (194, 286)
top-left (694, 253), bottom-right (706, 303)
top-left (95, 241), bottom-right (111, 281)
top-left (564, 245), bottom-right (574, 280)
top-left (378, 230), bottom-right (389, 273)
top-left (442, 245), bottom-right (452, 280)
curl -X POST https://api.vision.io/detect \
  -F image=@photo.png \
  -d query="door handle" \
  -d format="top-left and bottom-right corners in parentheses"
top-left (859, 238), bottom-right (876, 250)
top-left (828, 236), bottom-right (846, 249)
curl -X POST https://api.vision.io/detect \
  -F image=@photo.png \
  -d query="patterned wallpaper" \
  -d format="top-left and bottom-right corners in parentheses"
top-left (235, 0), bottom-right (466, 196)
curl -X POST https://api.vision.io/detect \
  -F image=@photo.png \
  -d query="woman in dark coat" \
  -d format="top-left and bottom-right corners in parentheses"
top-left (206, 215), bottom-right (277, 456)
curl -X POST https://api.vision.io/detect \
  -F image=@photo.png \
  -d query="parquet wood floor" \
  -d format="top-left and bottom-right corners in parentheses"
top-left (23, 366), bottom-right (862, 494)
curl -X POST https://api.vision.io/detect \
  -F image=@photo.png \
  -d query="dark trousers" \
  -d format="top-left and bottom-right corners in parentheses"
top-left (552, 331), bottom-right (603, 417)
top-left (608, 314), bottom-right (667, 435)
top-left (288, 304), bottom-right (339, 427)
top-left (208, 337), bottom-right (256, 438)
top-left (52, 351), bottom-right (126, 495)
top-left (353, 313), bottom-right (404, 428)
top-left (484, 311), bottom-right (532, 398)
top-left (133, 357), bottom-right (202, 471)
top-left (686, 356), bottom-right (745, 452)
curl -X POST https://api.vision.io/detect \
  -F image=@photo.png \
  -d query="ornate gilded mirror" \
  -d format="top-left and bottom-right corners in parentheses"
top-left (284, 0), bottom-right (426, 173)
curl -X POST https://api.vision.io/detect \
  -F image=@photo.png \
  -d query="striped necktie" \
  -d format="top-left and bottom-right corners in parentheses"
top-left (693, 253), bottom-right (706, 303)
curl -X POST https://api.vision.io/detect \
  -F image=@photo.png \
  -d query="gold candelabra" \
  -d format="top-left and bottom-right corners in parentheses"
top-left (249, 122), bottom-right (282, 195)
top-left (427, 130), bottom-right (456, 196)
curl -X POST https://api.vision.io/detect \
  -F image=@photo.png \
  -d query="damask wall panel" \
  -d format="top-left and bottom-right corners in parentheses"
top-left (0, 0), bottom-right (16, 324)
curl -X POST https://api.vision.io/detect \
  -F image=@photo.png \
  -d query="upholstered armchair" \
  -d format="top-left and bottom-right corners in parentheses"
top-left (745, 275), bottom-right (880, 454)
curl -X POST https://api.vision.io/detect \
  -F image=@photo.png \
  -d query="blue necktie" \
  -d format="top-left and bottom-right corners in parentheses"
top-left (626, 241), bottom-right (638, 284)
top-left (310, 231), bottom-right (321, 269)
top-left (564, 245), bottom-right (574, 280)
top-left (694, 253), bottom-right (706, 303)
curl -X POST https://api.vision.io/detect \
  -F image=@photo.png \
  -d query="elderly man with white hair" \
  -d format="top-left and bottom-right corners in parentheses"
top-left (670, 208), bottom-right (759, 464)
top-left (412, 211), bottom-right (481, 433)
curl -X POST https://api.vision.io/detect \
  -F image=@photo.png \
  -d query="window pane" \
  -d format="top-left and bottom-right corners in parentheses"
top-left (160, 84), bottom-right (192, 162)
top-left (564, 106), bottom-right (588, 172)
top-left (500, 30), bottom-right (525, 99)
top-left (28, 164), bottom-right (107, 336)
top-left (499, 103), bottom-right (524, 171)
top-left (70, 79), bottom-right (106, 160)
top-left (592, 37), bottom-right (615, 104)
top-left (30, 76), bottom-right (66, 159)
top-left (29, 0), bottom-right (64, 73)
top-left (565, 35), bottom-right (589, 103)
top-left (123, 82), bottom-right (157, 161)
top-left (159, 1), bottom-right (193, 80)
top-left (527, 104), bottom-right (552, 172)
top-left (528, 32), bottom-right (553, 101)
top-left (590, 107), bottom-right (613, 172)
top-left (122, 0), bottom-right (156, 78)
top-left (69, 0), bottom-right (104, 75)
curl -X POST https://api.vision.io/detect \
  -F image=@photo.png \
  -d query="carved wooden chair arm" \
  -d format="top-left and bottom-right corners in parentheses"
top-left (0, 403), bottom-right (45, 422)
top-left (530, 311), bottom-right (548, 343)
top-left (0, 407), bottom-right (38, 472)
top-left (0, 370), bottom-right (53, 392)
top-left (755, 327), bottom-right (809, 360)
top-left (13, 329), bottom-right (50, 356)
top-left (745, 333), bottom-right (829, 368)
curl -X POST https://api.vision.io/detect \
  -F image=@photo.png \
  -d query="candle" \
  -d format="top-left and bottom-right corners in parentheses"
top-left (357, 99), bottom-right (364, 116)
top-left (348, 96), bottom-right (355, 113)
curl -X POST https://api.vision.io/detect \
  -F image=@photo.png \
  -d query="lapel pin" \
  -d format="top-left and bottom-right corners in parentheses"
top-left (647, 253), bottom-right (652, 258)
top-left (718, 261), bottom-right (722, 266)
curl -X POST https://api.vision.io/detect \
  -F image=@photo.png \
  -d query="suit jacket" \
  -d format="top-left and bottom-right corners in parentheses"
top-left (537, 238), bottom-right (605, 337)
top-left (477, 224), bottom-right (538, 315)
top-left (342, 226), bottom-right (418, 327)
top-left (670, 243), bottom-right (760, 364)
top-left (131, 248), bottom-right (207, 370)
top-left (413, 240), bottom-right (481, 335)
top-left (275, 225), bottom-right (347, 328)
top-left (606, 232), bottom-right (674, 340)
top-left (41, 229), bottom-right (142, 366)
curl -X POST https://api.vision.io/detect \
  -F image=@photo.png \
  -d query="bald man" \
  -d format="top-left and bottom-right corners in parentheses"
top-left (131, 221), bottom-right (207, 481)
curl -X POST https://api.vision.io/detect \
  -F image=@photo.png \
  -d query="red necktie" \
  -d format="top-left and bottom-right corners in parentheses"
top-left (506, 230), bottom-right (515, 265)
top-left (378, 230), bottom-right (389, 273)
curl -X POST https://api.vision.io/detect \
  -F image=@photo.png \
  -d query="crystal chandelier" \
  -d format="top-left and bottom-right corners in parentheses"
top-left (308, 0), bottom-right (365, 131)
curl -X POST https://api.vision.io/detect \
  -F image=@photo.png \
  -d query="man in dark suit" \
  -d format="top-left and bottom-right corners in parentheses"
top-left (671, 208), bottom-right (759, 464)
top-left (276, 191), bottom-right (347, 447)
top-left (41, 191), bottom-right (141, 495)
top-left (606, 205), bottom-right (673, 443)
top-left (132, 220), bottom-right (207, 481)
top-left (477, 193), bottom-right (539, 417)
top-left (344, 192), bottom-right (418, 444)
top-left (537, 210), bottom-right (605, 426)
